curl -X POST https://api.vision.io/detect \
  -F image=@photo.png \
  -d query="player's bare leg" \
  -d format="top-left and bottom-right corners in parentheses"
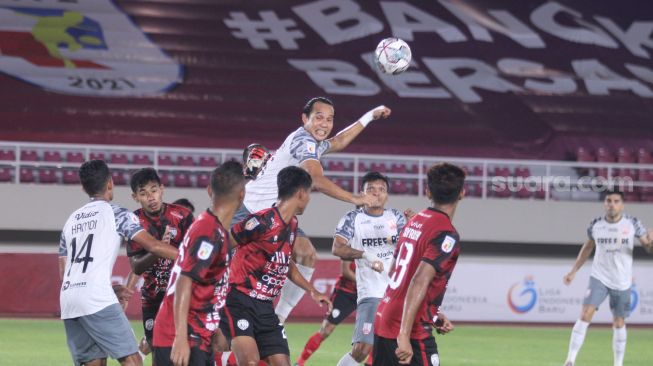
top-left (564, 304), bottom-right (596, 366)
top-left (118, 353), bottom-right (143, 366)
top-left (612, 316), bottom-right (627, 366)
top-left (265, 354), bottom-right (291, 366)
top-left (81, 359), bottom-right (107, 366)
top-left (275, 236), bottom-right (316, 323)
top-left (351, 342), bottom-right (373, 363)
top-left (232, 336), bottom-right (261, 366)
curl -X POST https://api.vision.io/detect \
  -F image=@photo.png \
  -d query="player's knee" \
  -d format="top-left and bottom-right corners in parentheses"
top-left (613, 317), bottom-right (625, 328)
top-left (580, 307), bottom-right (595, 322)
top-left (118, 353), bottom-right (143, 366)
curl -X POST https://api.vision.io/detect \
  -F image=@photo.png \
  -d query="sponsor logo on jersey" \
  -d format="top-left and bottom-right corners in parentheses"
top-left (0, 1), bottom-right (180, 96)
top-left (331, 308), bottom-right (341, 318)
top-left (441, 235), bottom-right (456, 253)
top-left (197, 241), bottom-right (213, 260)
top-left (306, 141), bottom-right (316, 154)
top-left (245, 217), bottom-right (260, 230)
top-left (237, 319), bottom-right (250, 330)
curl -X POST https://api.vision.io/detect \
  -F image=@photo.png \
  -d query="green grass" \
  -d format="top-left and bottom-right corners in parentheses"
top-left (1, 318), bottom-right (651, 365)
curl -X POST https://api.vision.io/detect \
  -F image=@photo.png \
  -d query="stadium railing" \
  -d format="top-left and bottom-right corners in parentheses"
top-left (2, 141), bottom-right (653, 202)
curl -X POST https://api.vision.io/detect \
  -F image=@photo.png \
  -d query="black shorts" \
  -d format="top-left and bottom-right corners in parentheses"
top-left (372, 335), bottom-right (439, 366)
top-left (142, 304), bottom-right (160, 345)
top-left (326, 289), bottom-right (357, 325)
top-left (219, 290), bottom-right (289, 359)
top-left (153, 346), bottom-right (214, 366)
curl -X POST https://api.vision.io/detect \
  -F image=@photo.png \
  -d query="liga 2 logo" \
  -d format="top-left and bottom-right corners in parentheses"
top-left (0, 0), bottom-right (181, 96)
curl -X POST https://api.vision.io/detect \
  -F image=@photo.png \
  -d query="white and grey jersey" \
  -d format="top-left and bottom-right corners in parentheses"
top-left (587, 214), bottom-right (647, 291)
top-left (59, 200), bottom-right (144, 319)
top-left (244, 127), bottom-right (331, 213)
top-left (335, 208), bottom-right (407, 302)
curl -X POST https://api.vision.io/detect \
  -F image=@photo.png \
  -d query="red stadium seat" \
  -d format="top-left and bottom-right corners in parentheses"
top-left (0, 150), bottom-right (15, 161)
top-left (159, 171), bottom-right (170, 186)
top-left (408, 164), bottom-right (419, 174)
top-left (62, 169), bottom-right (79, 184)
top-left (177, 156), bottom-right (195, 167)
top-left (66, 152), bottom-right (84, 163)
top-left (199, 156), bottom-right (218, 167)
top-left (335, 178), bottom-right (353, 191)
top-left (43, 151), bottom-right (62, 162)
top-left (111, 170), bottom-right (127, 185)
top-left (514, 166), bottom-right (532, 199)
top-left (196, 172), bottom-right (210, 187)
top-left (19, 168), bottom-right (35, 183)
top-left (158, 155), bottom-right (174, 166)
top-left (0, 167), bottom-right (13, 182)
top-left (390, 180), bottom-right (408, 195)
top-left (464, 182), bottom-right (482, 197)
top-left (133, 154), bottom-right (152, 165)
top-left (370, 162), bottom-right (388, 173)
top-left (110, 153), bottom-right (129, 164)
top-left (491, 167), bottom-right (511, 198)
top-left (576, 147), bottom-right (595, 162)
top-left (595, 148), bottom-right (614, 178)
top-left (637, 148), bottom-right (653, 164)
top-left (173, 172), bottom-right (192, 187)
top-left (20, 150), bottom-right (39, 161)
top-left (39, 169), bottom-right (58, 184)
top-left (90, 152), bottom-right (105, 161)
top-left (390, 164), bottom-right (407, 173)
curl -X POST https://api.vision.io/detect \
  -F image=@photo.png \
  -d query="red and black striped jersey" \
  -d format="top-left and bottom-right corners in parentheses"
top-left (127, 203), bottom-right (193, 307)
top-left (375, 208), bottom-right (460, 340)
top-left (153, 209), bottom-right (230, 351)
top-left (229, 207), bottom-right (298, 301)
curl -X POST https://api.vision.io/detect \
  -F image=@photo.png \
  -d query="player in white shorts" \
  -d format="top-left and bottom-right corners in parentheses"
top-left (59, 160), bottom-right (178, 366)
top-left (562, 189), bottom-right (653, 366)
top-left (331, 172), bottom-right (407, 366)
top-left (233, 97), bottom-right (392, 324)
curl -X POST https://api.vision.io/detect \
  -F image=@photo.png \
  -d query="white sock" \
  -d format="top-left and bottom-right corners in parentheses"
top-left (566, 319), bottom-right (590, 364)
top-left (221, 351), bottom-right (231, 365)
top-left (275, 263), bottom-right (315, 322)
top-left (336, 353), bottom-right (359, 366)
top-left (613, 326), bottom-right (627, 366)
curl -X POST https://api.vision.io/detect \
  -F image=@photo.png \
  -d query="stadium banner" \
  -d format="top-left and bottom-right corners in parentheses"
top-left (2, 253), bottom-right (652, 324)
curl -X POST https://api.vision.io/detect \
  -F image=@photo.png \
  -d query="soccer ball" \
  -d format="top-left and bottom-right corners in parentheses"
top-left (374, 37), bottom-right (412, 75)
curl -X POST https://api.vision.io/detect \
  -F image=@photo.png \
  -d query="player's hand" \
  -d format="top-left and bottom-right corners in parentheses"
top-left (395, 334), bottom-right (413, 364)
top-left (352, 193), bottom-right (376, 207)
top-left (113, 284), bottom-right (134, 309)
top-left (162, 225), bottom-right (173, 244)
top-left (371, 260), bottom-right (384, 273)
top-left (171, 335), bottom-right (190, 366)
top-left (371, 105), bottom-right (391, 120)
top-left (404, 208), bottom-right (416, 220)
top-left (310, 290), bottom-right (333, 314)
top-left (563, 272), bottom-right (575, 285)
top-left (435, 313), bottom-right (454, 335)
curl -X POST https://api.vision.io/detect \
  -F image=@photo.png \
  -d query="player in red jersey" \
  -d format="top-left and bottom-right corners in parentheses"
top-left (220, 166), bottom-right (332, 366)
top-left (152, 161), bottom-right (247, 366)
top-left (124, 168), bottom-right (195, 360)
top-left (295, 261), bottom-right (357, 366)
top-left (373, 163), bottom-right (465, 366)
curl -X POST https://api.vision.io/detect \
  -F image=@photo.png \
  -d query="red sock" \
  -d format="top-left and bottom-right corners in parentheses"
top-left (227, 352), bottom-right (237, 366)
top-left (214, 352), bottom-right (223, 366)
top-left (365, 352), bottom-right (373, 366)
top-left (297, 331), bottom-right (324, 365)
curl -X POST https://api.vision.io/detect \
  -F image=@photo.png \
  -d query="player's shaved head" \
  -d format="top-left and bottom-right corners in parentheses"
top-left (79, 159), bottom-right (111, 196)
top-left (302, 96), bottom-right (334, 117)
top-left (210, 161), bottom-right (246, 198)
top-left (278, 166), bottom-right (312, 200)
top-left (427, 163), bottom-right (466, 204)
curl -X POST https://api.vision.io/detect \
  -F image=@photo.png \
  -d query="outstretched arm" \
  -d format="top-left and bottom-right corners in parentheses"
top-left (563, 239), bottom-right (595, 285)
top-left (332, 235), bottom-right (383, 272)
top-left (326, 106), bottom-right (391, 153)
top-left (132, 231), bottom-right (178, 260)
top-left (301, 160), bottom-right (375, 207)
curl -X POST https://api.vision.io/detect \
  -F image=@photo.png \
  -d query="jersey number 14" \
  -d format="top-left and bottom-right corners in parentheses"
top-left (67, 234), bottom-right (95, 277)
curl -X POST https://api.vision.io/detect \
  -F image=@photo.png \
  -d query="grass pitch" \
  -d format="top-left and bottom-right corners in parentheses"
top-left (1, 318), bottom-right (651, 365)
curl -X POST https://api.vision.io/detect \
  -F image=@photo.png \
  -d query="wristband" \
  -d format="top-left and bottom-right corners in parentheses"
top-left (359, 105), bottom-right (385, 127)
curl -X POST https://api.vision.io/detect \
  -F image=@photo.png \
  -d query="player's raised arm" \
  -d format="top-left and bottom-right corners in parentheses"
top-left (132, 231), bottom-right (178, 260)
top-left (564, 239), bottom-right (596, 285)
top-left (326, 105), bottom-right (391, 153)
top-left (301, 159), bottom-right (375, 207)
top-left (396, 262), bottom-right (437, 364)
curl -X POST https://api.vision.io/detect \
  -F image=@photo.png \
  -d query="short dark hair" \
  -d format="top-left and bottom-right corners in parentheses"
top-left (79, 160), bottom-right (111, 196)
top-left (278, 166), bottom-right (313, 200)
top-left (602, 189), bottom-right (624, 201)
top-left (172, 198), bottom-right (195, 213)
top-left (427, 163), bottom-right (466, 204)
top-left (210, 161), bottom-right (246, 197)
top-left (361, 171), bottom-right (389, 190)
top-left (130, 167), bottom-right (161, 193)
top-left (302, 96), bottom-right (334, 117)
